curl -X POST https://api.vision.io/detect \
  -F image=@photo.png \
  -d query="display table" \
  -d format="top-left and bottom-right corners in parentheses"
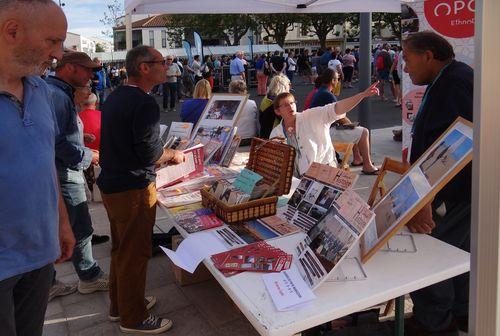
top-left (156, 203), bottom-right (469, 336)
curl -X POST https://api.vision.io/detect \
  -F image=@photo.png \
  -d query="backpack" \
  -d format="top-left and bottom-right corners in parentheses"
top-left (376, 54), bottom-right (385, 71)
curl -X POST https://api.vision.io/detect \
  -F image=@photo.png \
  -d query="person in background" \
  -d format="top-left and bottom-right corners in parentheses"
top-left (390, 46), bottom-right (402, 107)
top-left (259, 74), bottom-right (291, 139)
top-left (270, 82), bottom-right (380, 177)
top-left (180, 79), bottom-right (212, 124)
top-left (270, 50), bottom-right (286, 77)
top-left (92, 57), bottom-right (111, 106)
top-left (163, 55), bottom-right (181, 112)
top-left (98, 45), bottom-right (184, 334)
top-left (201, 55), bottom-right (214, 88)
top-left (310, 69), bottom-right (379, 175)
top-left (228, 80), bottom-right (258, 144)
top-left (342, 48), bottom-right (356, 88)
top-left (403, 31), bottom-right (473, 336)
top-left (0, 2), bottom-right (75, 335)
top-left (375, 43), bottom-right (393, 101)
top-left (192, 55), bottom-right (202, 83)
top-left (230, 51), bottom-right (246, 82)
top-left (286, 50), bottom-right (297, 82)
top-left (181, 58), bottom-right (194, 98)
top-left (255, 54), bottom-right (270, 96)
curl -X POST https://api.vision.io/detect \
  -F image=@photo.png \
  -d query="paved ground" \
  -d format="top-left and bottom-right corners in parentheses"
top-left (157, 78), bottom-right (402, 131)
top-left (43, 124), bottom-right (411, 336)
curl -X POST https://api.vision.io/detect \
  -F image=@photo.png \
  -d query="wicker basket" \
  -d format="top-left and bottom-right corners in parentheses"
top-left (201, 138), bottom-right (295, 224)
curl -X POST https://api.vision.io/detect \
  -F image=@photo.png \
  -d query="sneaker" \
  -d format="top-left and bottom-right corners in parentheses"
top-left (49, 280), bottom-right (77, 301)
top-left (77, 273), bottom-right (109, 294)
top-left (91, 234), bottom-right (110, 245)
top-left (120, 314), bottom-right (173, 334)
top-left (109, 296), bottom-right (157, 322)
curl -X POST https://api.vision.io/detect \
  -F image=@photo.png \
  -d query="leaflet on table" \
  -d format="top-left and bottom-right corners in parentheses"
top-left (157, 190), bottom-right (202, 208)
top-left (295, 189), bottom-right (374, 289)
top-left (167, 121), bottom-right (193, 140)
top-left (160, 230), bottom-right (229, 273)
top-left (170, 202), bottom-right (223, 233)
top-left (189, 125), bottom-right (233, 164)
top-left (281, 163), bottom-right (358, 232)
top-left (155, 144), bottom-right (204, 189)
top-left (211, 241), bottom-right (293, 273)
top-left (233, 168), bottom-right (263, 195)
top-left (220, 135), bottom-right (241, 167)
top-left (263, 266), bottom-right (316, 311)
top-left (226, 215), bottom-right (299, 245)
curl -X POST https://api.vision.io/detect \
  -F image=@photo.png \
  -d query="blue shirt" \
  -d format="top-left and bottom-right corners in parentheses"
top-left (46, 76), bottom-right (92, 184)
top-left (0, 76), bottom-right (60, 281)
top-left (180, 98), bottom-right (209, 124)
top-left (310, 86), bottom-right (337, 108)
top-left (230, 57), bottom-right (245, 76)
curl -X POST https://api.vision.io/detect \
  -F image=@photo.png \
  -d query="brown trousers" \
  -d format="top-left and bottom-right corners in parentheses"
top-left (101, 183), bottom-right (156, 328)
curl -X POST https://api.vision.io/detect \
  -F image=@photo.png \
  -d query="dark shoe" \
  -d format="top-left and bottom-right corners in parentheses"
top-left (91, 234), bottom-right (110, 245)
top-left (454, 315), bottom-right (468, 333)
top-left (120, 314), bottom-right (173, 334)
top-left (361, 169), bottom-right (380, 176)
top-left (49, 280), bottom-right (77, 301)
top-left (393, 129), bottom-right (402, 142)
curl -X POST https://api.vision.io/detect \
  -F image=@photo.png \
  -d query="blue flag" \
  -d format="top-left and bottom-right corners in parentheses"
top-left (193, 31), bottom-right (203, 60)
top-left (182, 40), bottom-right (193, 65)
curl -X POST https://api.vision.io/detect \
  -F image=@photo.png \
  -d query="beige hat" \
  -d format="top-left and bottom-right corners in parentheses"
top-left (57, 51), bottom-right (102, 70)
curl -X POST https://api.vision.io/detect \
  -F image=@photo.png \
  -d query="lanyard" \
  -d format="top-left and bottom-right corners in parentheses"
top-left (411, 62), bottom-right (452, 135)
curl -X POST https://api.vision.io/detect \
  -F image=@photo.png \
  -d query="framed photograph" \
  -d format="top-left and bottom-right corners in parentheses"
top-left (361, 117), bottom-right (473, 263)
top-left (191, 93), bottom-right (248, 137)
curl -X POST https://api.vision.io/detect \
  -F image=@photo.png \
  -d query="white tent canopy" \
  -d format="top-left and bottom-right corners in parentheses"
top-left (125, 0), bottom-right (401, 14)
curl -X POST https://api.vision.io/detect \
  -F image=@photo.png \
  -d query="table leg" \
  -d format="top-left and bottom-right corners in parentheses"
top-left (394, 295), bottom-right (405, 336)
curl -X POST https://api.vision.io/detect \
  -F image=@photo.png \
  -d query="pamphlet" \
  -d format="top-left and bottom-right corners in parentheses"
top-left (262, 266), bottom-right (316, 311)
top-left (156, 144), bottom-right (204, 189)
top-left (233, 168), bottom-right (263, 195)
top-left (157, 190), bottom-right (202, 208)
top-left (190, 125), bottom-right (233, 164)
top-left (281, 163), bottom-right (358, 232)
top-left (170, 202), bottom-right (223, 233)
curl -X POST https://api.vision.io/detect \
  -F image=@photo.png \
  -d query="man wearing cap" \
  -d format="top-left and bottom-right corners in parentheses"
top-left (46, 51), bottom-right (109, 300)
top-left (0, 1), bottom-right (75, 335)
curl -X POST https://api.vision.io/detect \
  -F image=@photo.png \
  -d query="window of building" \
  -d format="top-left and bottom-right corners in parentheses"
top-left (149, 30), bottom-right (154, 47)
top-left (161, 30), bottom-right (167, 48)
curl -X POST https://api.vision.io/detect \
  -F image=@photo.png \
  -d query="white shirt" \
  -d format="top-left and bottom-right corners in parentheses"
top-left (287, 57), bottom-right (297, 72)
top-left (270, 102), bottom-right (346, 176)
top-left (328, 59), bottom-right (342, 71)
top-left (192, 60), bottom-right (202, 77)
top-left (235, 100), bottom-right (258, 139)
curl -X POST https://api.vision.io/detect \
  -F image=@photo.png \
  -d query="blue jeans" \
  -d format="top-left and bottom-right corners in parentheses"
top-left (59, 173), bottom-right (102, 281)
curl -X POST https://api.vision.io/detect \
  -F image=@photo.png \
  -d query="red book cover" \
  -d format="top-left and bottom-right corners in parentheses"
top-left (156, 144), bottom-right (204, 189)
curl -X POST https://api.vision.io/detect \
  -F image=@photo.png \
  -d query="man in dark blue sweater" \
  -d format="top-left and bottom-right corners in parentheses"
top-left (98, 45), bottom-right (183, 334)
top-left (403, 31), bottom-right (473, 336)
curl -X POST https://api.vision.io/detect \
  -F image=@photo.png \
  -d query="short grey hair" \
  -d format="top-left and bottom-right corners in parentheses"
top-left (82, 93), bottom-right (98, 106)
top-left (228, 80), bottom-right (247, 94)
top-left (125, 45), bottom-right (155, 78)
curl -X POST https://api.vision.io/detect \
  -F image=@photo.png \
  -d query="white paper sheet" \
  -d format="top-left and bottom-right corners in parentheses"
top-left (160, 230), bottom-right (229, 273)
top-left (263, 266), bottom-right (316, 312)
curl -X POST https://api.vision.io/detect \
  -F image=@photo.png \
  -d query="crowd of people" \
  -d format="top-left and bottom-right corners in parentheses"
top-left (0, 0), bottom-right (473, 335)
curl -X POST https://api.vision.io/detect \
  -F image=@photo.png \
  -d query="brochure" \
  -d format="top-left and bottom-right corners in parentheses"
top-left (281, 163), bottom-right (358, 232)
top-left (155, 144), bottom-right (204, 189)
top-left (189, 125), bottom-right (233, 164)
top-left (157, 190), bottom-right (202, 208)
top-left (170, 202), bottom-right (223, 233)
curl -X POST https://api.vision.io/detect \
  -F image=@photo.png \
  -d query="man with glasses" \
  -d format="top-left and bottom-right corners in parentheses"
top-left (46, 51), bottom-right (109, 300)
top-left (163, 55), bottom-right (181, 112)
top-left (98, 45), bottom-right (184, 334)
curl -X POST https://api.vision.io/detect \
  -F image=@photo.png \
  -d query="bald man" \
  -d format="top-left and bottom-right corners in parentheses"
top-left (0, 1), bottom-right (74, 336)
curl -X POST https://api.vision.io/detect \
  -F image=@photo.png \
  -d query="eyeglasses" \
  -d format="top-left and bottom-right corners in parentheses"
top-left (279, 101), bottom-right (296, 108)
top-left (166, 58), bottom-right (173, 61)
top-left (142, 60), bottom-right (167, 65)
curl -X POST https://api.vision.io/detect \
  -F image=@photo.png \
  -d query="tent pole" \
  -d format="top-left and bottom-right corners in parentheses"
top-left (126, 13), bottom-right (132, 50)
top-left (358, 12), bottom-right (372, 131)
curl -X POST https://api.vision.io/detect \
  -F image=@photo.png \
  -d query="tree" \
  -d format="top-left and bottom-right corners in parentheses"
top-left (100, 0), bottom-right (124, 38)
top-left (164, 14), bottom-right (257, 46)
top-left (372, 13), bottom-right (401, 40)
top-left (95, 43), bottom-right (105, 52)
top-left (255, 14), bottom-right (296, 48)
top-left (299, 13), bottom-right (347, 50)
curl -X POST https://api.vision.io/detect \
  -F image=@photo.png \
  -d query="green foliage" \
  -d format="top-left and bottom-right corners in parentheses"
top-left (100, 0), bottom-right (124, 38)
top-left (299, 13), bottom-right (347, 49)
top-left (254, 14), bottom-right (296, 48)
top-left (95, 43), bottom-right (105, 52)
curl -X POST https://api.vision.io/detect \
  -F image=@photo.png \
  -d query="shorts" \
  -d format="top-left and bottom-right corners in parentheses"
top-left (392, 70), bottom-right (401, 85)
top-left (330, 126), bottom-right (363, 144)
top-left (377, 70), bottom-right (390, 81)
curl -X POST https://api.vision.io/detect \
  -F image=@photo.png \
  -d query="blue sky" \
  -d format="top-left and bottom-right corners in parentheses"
top-left (61, 0), bottom-right (118, 40)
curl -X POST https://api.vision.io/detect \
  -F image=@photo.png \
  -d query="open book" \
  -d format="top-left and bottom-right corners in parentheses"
top-left (155, 144), bottom-right (204, 189)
